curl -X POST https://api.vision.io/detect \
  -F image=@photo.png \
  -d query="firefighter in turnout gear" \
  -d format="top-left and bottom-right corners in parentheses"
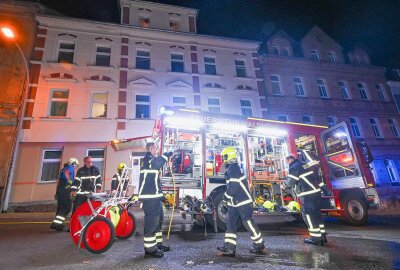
top-left (217, 147), bottom-right (267, 257)
top-left (282, 155), bottom-right (327, 245)
top-left (111, 163), bottom-right (129, 197)
top-left (50, 157), bottom-right (79, 231)
top-left (139, 142), bottom-right (173, 258)
top-left (70, 156), bottom-right (102, 213)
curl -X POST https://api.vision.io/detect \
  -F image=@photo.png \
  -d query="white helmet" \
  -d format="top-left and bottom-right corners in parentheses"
top-left (68, 157), bottom-right (79, 167)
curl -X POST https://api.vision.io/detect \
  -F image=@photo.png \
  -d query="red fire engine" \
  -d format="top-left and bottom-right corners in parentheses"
top-left (112, 107), bottom-right (379, 230)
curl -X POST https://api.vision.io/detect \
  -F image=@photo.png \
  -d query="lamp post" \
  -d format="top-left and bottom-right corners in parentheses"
top-left (0, 27), bottom-right (30, 212)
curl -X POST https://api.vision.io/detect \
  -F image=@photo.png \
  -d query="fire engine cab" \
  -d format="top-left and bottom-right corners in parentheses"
top-left (112, 107), bottom-right (379, 231)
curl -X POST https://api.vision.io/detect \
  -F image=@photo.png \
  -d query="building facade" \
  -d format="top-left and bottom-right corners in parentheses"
top-left (8, 0), bottom-right (264, 207)
top-left (260, 26), bottom-right (400, 187)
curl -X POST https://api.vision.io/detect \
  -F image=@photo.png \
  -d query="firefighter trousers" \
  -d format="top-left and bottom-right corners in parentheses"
top-left (52, 185), bottom-right (72, 227)
top-left (224, 204), bottom-right (264, 251)
top-left (142, 199), bottom-right (164, 252)
top-left (300, 193), bottom-right (325, 241)
top-left (72, 194), bottom-right (88, 214)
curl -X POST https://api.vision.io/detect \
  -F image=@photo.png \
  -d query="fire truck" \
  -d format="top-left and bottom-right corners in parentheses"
top-left (112, 107), bottom-right (379, 231)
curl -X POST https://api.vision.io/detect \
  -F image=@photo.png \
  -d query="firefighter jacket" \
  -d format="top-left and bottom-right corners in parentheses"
top-left (223, 163), bottom-right (253, 207)
top-left (71, 166), bottom-right (102, 195)
top-left (58, 164), bottom-right (75, 189)
top-left (138, 152), bottom-right (168, 200)
top-left (284, 159), bottom-right (321, 197)
top-left (111, 172), bottom-right (129, 192)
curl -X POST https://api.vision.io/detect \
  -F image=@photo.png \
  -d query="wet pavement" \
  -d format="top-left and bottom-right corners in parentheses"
top-left (0, 212), bottom-right (399, 270)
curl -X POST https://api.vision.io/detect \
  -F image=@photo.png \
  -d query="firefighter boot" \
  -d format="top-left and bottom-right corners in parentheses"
top-left (322, 233), bottom-right (328, 244)
top-left (50, 223), bottom-right (64, 231)
top-left (304, 238), bottom-right (324, 246)
top-left (250, 245), bottom-right (268, 255)
top-left (217, 246), bottom-right (235, 257)
top-left (145, 249), bottom-right (164, 258)
top-left (157, 244), bottom-right (171, 252)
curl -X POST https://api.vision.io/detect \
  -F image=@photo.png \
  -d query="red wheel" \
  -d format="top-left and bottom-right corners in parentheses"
top-left (83, 216), bottom-right (115, 254)
top-left (115, 210), bottom-right (136, 239)
top-left (70, 201), bottom-right (105, 247)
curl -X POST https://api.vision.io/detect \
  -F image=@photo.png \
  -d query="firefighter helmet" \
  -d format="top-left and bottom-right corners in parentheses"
top-left (263, 200), bottom-right (275, 211)
top-left (68, 157), bottom-right (79, 167)
top-left (221, 147), bottom-right (237, 164)
top-left (287, 201), bottom-right (301, 212)
top-left (118, 163), bottom-right (127, 170)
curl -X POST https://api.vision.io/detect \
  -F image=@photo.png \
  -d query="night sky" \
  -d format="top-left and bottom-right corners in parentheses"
top-left (39, 0), bottom-right (400, 68)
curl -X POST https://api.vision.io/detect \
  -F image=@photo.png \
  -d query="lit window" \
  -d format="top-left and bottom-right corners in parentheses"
top-left (384, 160), bottom-right (398, 183)
top-left (270, 75), bottom-right (282, 95)
top-left (358, 82), bottom-right (369, 100)
top-left (328, 52), bottom-right (336, 63)
top-left (87, 149), bottom-right (105, 176)
top-left (272, 46), bottom-right (280, 55)
top-left (173, 96), bottom-right (186, 108)
top-left (135, 95), bottom-right (150, 119)
top-left (40, 149), bottom-right (62, 182)
top-left (235, 59), bottom-right (247, 77)
top-left (95, 45), bottom-right (111, 66)
top-left (57, 42), bottom-right (75, 63)
top-left (136, 50), bottom-right (150, 69)
top-left (317, 79), bottom-right (329, 98)
top-left (277, 115), bottom-right (288, 122)
top-left (49, 89), bottom-right (69, 117)
top-left (302, 115), bottom-right (313, 124)
top-left (139, 17), bottom-right (150, 28)
top-left (240, 100), bottom-right (253, 117)
top-left (338, 81), bottom-right (350, 99)
top-left (349, 117), bottom-right (362, 138)
top-left (388, 119), bottom-right (399, 137)
top-left (204, 57), bottom-right (216, 75)
top-left (91, 93), bottom-right (108, 118)
top-left (326, 116), bottom-right (336, 127)
top-left (171, 53), bottom-right (184, 72)
top-left (376, 84), bottom-right (387, 101)
top-left (294, 77), bottom-right (305, 96)
top-left (369, 118), bottom-right (382, 138)
top-left (282, 47), bottom-right (290, 57)
top-left (311, 50), bottom-right (319, 61)
top-left (208, 98), bottom-right (220, 113)
top-left (170, 21), bottom-right (180, 31)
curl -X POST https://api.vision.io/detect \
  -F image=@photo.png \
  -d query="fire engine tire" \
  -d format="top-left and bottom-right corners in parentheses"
top-left (342, 195), bottom-right (368, 226)
top-left (83, 216), bottom-right (116, 254)
top-left (115, 211), bottom-right (136, 239)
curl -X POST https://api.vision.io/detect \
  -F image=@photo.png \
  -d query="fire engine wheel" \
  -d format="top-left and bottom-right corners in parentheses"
top-left (208, 191), bottom-right (242, 232)
top-left (83, 216), bottom-right (116, 254)
top-left (115, 211), bottom-right (136, 239)
top-left (342, 195), bottom-right (368, 226)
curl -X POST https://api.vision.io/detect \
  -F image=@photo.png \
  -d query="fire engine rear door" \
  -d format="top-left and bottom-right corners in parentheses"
top-left (320, 122), bottom-right (367, 189)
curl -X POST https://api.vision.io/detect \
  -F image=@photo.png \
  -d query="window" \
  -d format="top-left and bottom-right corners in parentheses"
top-left (394, 94), bottom-right (400, 113)
top-left (311, 50), bottom-right (319, 61)
top-left (57, 42), bottom-right (75, 63)
top-left (172, 96), bottom-right (186, 108)
top-left (327, 116), bottom-right (336, 127)
top-left (270, 75), bottom-right (282, 95)
top-left (272, 46), bottom-right (280, 55)
top-left (369, 118), bottom-right (382, 138)
top-left (170, 21), bottom-right (180, 31)
top-left (87, 149), bottom-right (105, 176)
top-left (235, 59), bottom-right (247, 77)
top-left (277, 115), bottom-right (288, 122)
top-left (91, 93), bottom-right (108, 118)
top-left (358, 82), bottom-right (369, 100)
top-left (171, 53), bottom-right (184, 72)
top-left (139, 17), bottom-right (150, 28)
top-left (136, 50), bottom-right (150, 69)
top-left (282, 47), bottom-right (290, 57)
top-left (240, 100), bottom-right (253, 117)
top-left (384, 160), bottom-right (398, 183)
top-left (294, 77), bottom-right (305, 96)
top-left (95, 45), bottom-right (111, 66)
top-left (208, 98), bottom-right (220, 113)
top-left (40, 149), bottom-right (62, 182)
top-left (349, 117), bottom-right (362, 138)
top-left (302, 115), bottom-right (313, 124)
top-left (317, 79), bottom-right (329, 98)
top-left (394, 69), bottom-right (400, 79)
top-left (376, 84), bottom-right (387, 101)
top-left (388, 119), bottom-right (399, 137)
top-left (135, 95), bottom-right (150, 119)
top-left (338, 81), bottom-right (350, 99)
top-left (328, 52), bottom-right (336, 63)
top-left (204, 57), bottom-right (217, 75)
top-left (49, 89), bottom-right (69, 117)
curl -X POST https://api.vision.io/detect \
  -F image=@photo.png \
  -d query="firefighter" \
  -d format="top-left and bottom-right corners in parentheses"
top-left (111, 163), bottom-right (129, 197)
top-left (50, 157), bottom-right (79, 231)
top-left (70, 156), bottom-right (102, 213)
top-left (138, 142), bottom-right (173, 258)
top-left (281, 155), bottom-right (326, 245)
top-left (217, 146), bottom-right (267, 257)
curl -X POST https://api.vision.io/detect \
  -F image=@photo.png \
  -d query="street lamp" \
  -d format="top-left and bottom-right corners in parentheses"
top-left (0, 27), bottom-right (31, 212)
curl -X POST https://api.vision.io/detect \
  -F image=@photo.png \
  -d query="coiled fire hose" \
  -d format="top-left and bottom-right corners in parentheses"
top-left (167, 160), bottom-right (176, 239)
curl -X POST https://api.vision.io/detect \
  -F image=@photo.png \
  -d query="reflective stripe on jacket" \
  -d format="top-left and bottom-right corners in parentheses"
top-left (223, 163), bottom-right (253, 207)
top-left (138, 152), bottom-right (168, 200)
top-left (285, 159), bottom-right (321, 197)
top-left (71, 166), bottom-right (102, 193)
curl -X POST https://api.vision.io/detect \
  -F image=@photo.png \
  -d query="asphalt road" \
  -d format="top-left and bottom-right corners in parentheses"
top-left (0, 212), bottom-right (399, 270)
